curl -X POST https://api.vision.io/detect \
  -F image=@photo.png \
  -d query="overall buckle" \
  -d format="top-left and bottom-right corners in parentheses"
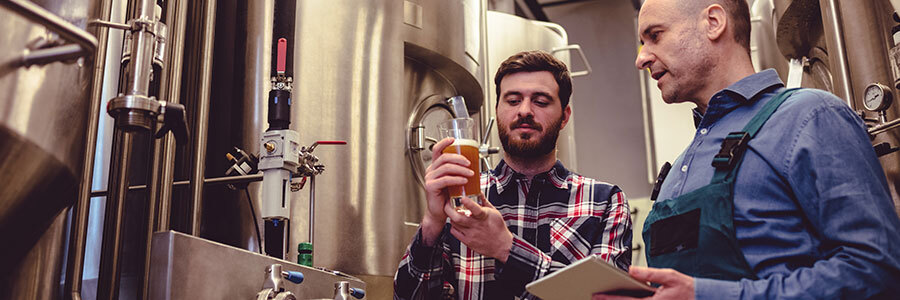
top-left (712, 132), bottom-right (750, 169)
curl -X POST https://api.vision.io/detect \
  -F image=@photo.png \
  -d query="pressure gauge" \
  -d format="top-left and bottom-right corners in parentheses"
top-left (863, 83), bottom-right (893, 112)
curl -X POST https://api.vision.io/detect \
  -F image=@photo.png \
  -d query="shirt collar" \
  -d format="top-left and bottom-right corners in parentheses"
top-left (698, 69), bottom-right (784, 127)
top-left (492, 159), bottom-right (570, 194)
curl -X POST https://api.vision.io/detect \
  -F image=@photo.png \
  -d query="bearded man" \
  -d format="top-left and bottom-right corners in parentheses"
top-left (394, 50), bottom-right (633, 300)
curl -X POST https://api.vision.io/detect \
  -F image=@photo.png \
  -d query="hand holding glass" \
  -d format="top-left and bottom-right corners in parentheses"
top-left (438, 118), bottom-right (483, 215)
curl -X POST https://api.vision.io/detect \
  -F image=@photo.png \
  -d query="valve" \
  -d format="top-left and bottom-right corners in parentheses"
top-left (255, 264), bottom-right (303, 300)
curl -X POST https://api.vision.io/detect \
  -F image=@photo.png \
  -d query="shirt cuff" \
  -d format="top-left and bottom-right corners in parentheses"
top-left (694, 277), bottom-right (740, 300)
top-left (409, 226), bottom-right (445, 271)
top-left (495, 236), bottom-right (552, 295)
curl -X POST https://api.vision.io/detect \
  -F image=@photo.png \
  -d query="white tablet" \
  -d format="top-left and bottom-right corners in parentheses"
top-left (525, 256), bottom-right (656, 299)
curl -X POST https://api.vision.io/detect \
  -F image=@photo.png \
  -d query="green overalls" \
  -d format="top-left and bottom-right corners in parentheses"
top-left (642, 88), bottom-right (799, 280)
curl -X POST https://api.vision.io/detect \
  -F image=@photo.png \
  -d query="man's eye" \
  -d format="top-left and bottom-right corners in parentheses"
top-left (506, 99), bottom-right (521, 104)
top-left (649, 32), bottom-right (660, 42)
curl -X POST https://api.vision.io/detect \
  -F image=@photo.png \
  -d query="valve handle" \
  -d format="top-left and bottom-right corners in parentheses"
top-left (276, 38), bottom-right (287, 74)
top-left (282, 271), bottom-right (304, 284)
top-left (349, 288), bottom-right (365, 299)
top-left (154, 102), bottom-right (190, 145)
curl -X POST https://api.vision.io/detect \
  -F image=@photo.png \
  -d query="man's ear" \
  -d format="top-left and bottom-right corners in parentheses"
top-left (703, 4), bottom-right (728, 42)
top-left (561, 105), bottom-right (572, 129)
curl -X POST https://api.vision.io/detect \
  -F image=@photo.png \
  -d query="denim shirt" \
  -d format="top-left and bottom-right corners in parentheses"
top-left (655, 69), bottom-right (900, 299)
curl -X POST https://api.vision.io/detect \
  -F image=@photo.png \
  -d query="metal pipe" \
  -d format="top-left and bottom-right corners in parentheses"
top-left (141, 130), bottom-right (162, 300)
top-left (21, 44), bottom-right (85, 66)
top-left (819, 0), bottom-right (854, 106)
top-left (124, 0), bottom-right (157, 97)
top-left (188, 0), bottom-right (216, 235)
top-left (0, 0), bottom-right (98, 53)
top-left (142, 0), bottom-right (188, 296)
top-left (870, 118), bottom-right (900, 136)
top-left (64, 0), bottom-right (114, 298)
top-left (155, 0), bottom-right (189, 233)
top-left (89, 19), bottom-right (132, 30)
top-left (96, 0), bottom-right (157, 298)
top-left (309, 175), bottom-right (315, 245)
top-left (96, 129), bottom-right (136, 300)
top-left (89, 174), bottom-right (265, 197)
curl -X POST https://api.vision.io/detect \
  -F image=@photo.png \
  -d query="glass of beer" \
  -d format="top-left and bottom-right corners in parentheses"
top-left (438, 118), bottom-right (483, 215)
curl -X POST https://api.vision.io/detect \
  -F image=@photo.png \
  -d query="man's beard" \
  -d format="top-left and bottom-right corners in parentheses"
top-left (498, 114), bottom-right (564, 159)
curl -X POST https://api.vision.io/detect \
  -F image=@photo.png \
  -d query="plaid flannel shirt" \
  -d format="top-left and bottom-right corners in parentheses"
top-left (394, 160), bottom-right (632, 300)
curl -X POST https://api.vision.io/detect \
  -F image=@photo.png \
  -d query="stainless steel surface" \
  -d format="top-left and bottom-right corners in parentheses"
top-left (819, 0), bottom-right (854, 105)
top-left (0, 0), bottom-right (98, 296)
top-left (1, 0), bottom-right (99, 54)
top-left (188, 0), bottom-right (216, 236)
top-left (484, 10), bottom-right (578, 170)
top-left (2, 210), bottom-right (69, 299)
top-left (148, 231), bottom-right (365, 299)
top-left (65, 0), bottom-right (112, 299)
top-left (750, 0), bottom-right (789, 80)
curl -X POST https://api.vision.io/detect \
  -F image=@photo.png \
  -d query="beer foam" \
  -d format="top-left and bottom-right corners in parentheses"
top-left (450, 138), bottom-right (480, 148)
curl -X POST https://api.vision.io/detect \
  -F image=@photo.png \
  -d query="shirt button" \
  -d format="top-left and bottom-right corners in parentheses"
top-left (681, 165), bottom-right (688, 172)
top-left (700, 128), bottom-right (708, 135)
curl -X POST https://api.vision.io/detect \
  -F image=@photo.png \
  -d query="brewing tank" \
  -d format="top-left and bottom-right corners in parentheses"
top-left (214, 0), bottom-right (486, 298)
top-left (0, 0), bottom-right (98, 296)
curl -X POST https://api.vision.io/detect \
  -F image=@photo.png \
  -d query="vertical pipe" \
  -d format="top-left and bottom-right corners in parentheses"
top-left (155, 0), bottom-right (188, 233)
top-left (96, 129), bottom-right (135, 300)
top-left (140, 0), bottom-right (188, 296)
top-left (64, 0), bottom-right (114, 298)
top-left (189, 0), bottom-right (216, 235)
top-left (819, 0), bottom-right (854, 105)
top-left (308, 175), bottom-right (315, 246)
top-left (97, 0), bottom-right (156, 298)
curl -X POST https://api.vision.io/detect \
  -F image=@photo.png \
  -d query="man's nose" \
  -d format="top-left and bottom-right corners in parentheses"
top-left (635, 46), bottom-right (653, 70)
top-left (517, 99), bottom-right (534, 117)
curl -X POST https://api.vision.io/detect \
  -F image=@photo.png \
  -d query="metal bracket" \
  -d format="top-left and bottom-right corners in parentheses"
top-left (1, 0), bottom-right (99, 66)
top-left (551, 44), bottom-right (592, 77)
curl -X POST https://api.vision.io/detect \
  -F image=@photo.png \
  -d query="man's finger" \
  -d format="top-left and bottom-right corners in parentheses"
top-left (629, 266), bottom-right (682, 286)
top-left (477, 194), bottom-right (493, 209)
top-left (449, 226), bottom-right (468, 243)
top-left (431, 137), bottom-right (455, 162)
top-left (425, 163), bottom-right (474, 183)
top-left (427, 153), bottom-right (471, 177)
top-left (460, 197), bottom-right (487, 220)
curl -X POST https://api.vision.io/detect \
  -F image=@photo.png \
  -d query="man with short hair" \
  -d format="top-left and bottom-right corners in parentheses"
top-left (596, 0), bottom-right (900, 299)
top-left (395, 50), bottom-right (632, 299)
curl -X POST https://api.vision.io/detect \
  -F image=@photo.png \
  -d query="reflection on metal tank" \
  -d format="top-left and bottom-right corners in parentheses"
top-left (0, 0), bottom-right (98, 296)
top-left (223, 0), bottom-right (485, 298)
top-left (485, 11), bottom-right (582, 171)
top-left (750, 0), bottom-right (789, 80)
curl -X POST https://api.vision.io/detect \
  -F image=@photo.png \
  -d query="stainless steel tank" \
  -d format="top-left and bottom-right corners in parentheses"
top-left (223, 0), bottom-right (486, 298)
top-left (0, 0), bottom-right (99, 297)
top-left (484, 11), bottom-right (589, 171)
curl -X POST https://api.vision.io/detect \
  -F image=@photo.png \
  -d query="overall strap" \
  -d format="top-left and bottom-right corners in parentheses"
top-left (710, 88), bottom-right (801, 183)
